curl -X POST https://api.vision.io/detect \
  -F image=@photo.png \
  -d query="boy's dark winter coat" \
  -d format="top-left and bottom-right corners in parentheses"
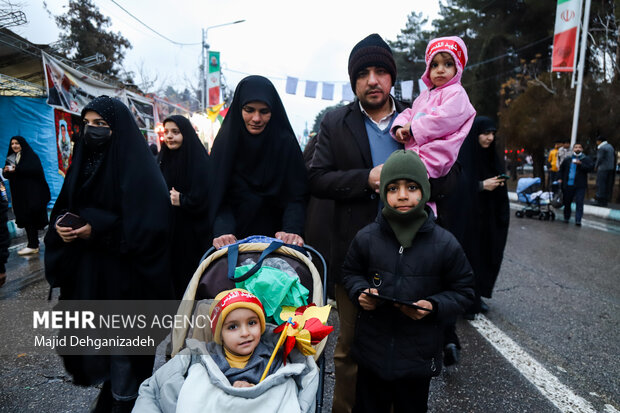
top-left (342, 212), bottom-right (474, 381)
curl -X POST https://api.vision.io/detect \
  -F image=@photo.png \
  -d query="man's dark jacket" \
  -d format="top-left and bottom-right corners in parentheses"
top-left (559, 154), bottom-right (594, 190)
top-left (308, 98), bottom-right (409, 284)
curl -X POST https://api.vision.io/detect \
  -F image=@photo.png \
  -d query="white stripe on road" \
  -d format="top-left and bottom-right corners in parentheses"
top-left (469, 314), bottom-right (598, 413)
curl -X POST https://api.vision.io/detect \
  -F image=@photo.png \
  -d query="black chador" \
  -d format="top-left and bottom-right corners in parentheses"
top-left (208, 75), bottom-right (308, 240)
top-left (158, 115), bottom-right (210, 298)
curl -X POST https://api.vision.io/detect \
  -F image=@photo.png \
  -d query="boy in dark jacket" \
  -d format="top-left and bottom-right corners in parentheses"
top-left (342, 150), bottom-right (474, 413)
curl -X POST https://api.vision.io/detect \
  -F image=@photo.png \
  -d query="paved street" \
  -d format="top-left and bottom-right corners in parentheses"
top-left (0, 208), bottom-right (618, 412)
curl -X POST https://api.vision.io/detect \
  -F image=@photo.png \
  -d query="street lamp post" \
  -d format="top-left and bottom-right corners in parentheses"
top-left (201, 19), bottom-right (245, 112)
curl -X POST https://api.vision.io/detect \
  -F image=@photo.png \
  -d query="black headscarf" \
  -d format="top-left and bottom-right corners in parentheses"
top-left (159, 115), bottom-right (209, 199)
top-left (443, 116), bottom-right (509, 298)
top-left (473, 117), bottom-right (504, 181)
top-left (208, 75), bottom-right (308, 238)
top-left (45, 95), bottom-right (172, 300)
top-left (4, 136), bottom-right (50, 229)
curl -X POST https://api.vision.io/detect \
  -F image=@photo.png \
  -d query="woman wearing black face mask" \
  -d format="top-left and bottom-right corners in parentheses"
top-left (44, 96), bottom-right (173, 411)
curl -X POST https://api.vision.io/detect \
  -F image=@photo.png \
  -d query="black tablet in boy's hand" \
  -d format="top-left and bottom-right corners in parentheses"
top-left (360, 291), bottom-right (433, 312)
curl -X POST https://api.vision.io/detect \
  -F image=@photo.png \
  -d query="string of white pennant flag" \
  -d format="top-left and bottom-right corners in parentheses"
top-left (284, 76), bottom-right (427, 102)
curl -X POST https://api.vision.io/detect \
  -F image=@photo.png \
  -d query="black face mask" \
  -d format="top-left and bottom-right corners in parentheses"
top-left (83, 125), bottom-right (112, 150)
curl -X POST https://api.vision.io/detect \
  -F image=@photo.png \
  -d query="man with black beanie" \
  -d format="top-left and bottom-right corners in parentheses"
top-left (308, 33), bottom-right (406, 413)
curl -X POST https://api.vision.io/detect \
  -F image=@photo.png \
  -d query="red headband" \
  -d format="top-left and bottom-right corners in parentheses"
top-left (210, 290), bottom-right (265, 333)
top-left (426, 39), bottom-right (466, 69)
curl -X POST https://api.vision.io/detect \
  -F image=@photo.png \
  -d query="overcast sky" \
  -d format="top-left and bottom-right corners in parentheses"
top-left (16, 0), bottom-right (440, 136)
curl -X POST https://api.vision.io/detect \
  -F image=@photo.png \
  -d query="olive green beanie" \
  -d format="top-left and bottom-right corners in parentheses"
top-left (380, 150), bottom-right (430, 248)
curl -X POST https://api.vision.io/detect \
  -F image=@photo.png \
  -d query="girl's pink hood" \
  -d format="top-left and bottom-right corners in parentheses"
top-left (421, 36), bottom-right (468, 89)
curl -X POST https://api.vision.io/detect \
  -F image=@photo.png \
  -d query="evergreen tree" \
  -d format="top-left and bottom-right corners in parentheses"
top-left (51, 0), bottom-right (131, 76)
top-left (432, 0), bottom-right (555, 116)
top-left (311, 102), bottom-right (345, 133)
top-left (388, 11), bottom-right (431, 100)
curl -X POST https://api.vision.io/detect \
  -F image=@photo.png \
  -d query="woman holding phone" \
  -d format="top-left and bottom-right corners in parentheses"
top-left (3, 136), bottom-right (50, 255)
top-left (440, 116), bottom-right (510, 365)
top-left (44, 96), bottom-right (172, 411)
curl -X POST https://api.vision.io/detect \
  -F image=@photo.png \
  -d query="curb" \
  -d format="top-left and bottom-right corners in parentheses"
top-left (508, 192), bottom-right (620, 223)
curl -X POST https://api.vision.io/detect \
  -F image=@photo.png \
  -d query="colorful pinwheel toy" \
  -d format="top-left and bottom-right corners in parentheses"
top-left (259, 304), bottom-right (333, 382)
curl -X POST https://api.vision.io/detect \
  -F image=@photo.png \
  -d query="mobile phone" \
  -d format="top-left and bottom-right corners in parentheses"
top-left (497, 174), bottom-right (510, 180)
top-left (56, 212), bottom-right (88, 229)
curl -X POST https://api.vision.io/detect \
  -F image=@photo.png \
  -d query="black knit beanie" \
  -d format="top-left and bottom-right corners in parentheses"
top-left (348, 33), bottom-right (397, 93)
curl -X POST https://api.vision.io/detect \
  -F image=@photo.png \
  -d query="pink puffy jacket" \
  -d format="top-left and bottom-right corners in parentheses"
top-left (391, 36), bottom-right (476, 179)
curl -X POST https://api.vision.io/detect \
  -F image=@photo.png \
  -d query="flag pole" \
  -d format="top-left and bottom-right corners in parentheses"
top-left (570, 0), bottom-right (583, 88)
top-left (569, 0), bottom-right (591, 148)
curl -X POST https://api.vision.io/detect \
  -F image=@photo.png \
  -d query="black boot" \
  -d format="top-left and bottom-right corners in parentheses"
top-left (443, 343), bottom-right (460, 366)
top-left (111, 398), bottom-right (136, 413)
top-left (90, 382), bottom-right (112, 413)
top-left (479, 299), bottom-right (489, 313)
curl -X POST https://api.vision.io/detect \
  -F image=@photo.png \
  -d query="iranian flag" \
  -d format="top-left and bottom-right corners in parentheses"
top-left (552, 0), bottom-right (582, 72)
top-left (207, 51), bottom-right (221, 106)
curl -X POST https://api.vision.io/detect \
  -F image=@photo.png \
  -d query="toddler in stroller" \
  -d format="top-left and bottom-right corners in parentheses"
top-left (514, 177), bottom-right (559, 221)
top-left (134, 288), bottom-right (320, 413)
top-left (135, 237), bottom-right (331, 413)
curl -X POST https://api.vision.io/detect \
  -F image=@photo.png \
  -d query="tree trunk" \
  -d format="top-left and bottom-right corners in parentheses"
top-left (532, 146), bottom-right (547, 188)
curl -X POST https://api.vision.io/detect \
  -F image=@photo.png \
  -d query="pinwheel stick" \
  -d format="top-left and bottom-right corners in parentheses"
top-left (259, 318), bottom-right (291, 383)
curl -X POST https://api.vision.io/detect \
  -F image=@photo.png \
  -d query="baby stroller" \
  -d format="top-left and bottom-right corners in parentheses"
top-left (170, 235), bottom-right (329, 412)
top-left (515, 177), bottom-right (557, 220)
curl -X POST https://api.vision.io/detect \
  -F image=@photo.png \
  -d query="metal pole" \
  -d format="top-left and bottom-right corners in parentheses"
top-left (570, 0), bottom-right (591, 148)
top-left (205, 41), bottom-right (210, 110)
top-left (201, 20), bottom-right (245, 112)
top-left (570, 0), bottom-right (584, 88)
top-left (201, 28), bottom-right (206, 112)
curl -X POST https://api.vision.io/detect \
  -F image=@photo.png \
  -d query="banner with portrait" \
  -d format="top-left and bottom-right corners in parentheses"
top-left (42, 52), bottom-right (123, 114)
top-left (151, 96), bottom-right (190, 125)
top-left (53, 109), bottom-right (80, 177)
top-left (126, 91), bottom-right (155, 131)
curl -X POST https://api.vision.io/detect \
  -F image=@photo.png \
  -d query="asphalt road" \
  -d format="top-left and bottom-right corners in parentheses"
top-left (0, 211), bottom-right (618, 412)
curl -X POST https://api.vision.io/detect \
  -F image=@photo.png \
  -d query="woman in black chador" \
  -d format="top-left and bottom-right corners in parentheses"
top-left (3, 136), bottom-right (50, 255)
top-left (441, 116), bottom-right (510, 364)
top-left (159, 115), bottom-right (210, 298)
top-left (209, 75), bottom-right (308, 249)
top-left (44, 96), bottom-right (172, 412)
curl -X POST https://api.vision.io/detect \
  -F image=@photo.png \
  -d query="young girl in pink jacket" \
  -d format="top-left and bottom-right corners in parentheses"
top-left (391, 36), bottom-right (476, 181)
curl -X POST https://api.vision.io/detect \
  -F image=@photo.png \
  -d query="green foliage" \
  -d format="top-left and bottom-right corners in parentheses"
top-left (52, 0), bottom-right (132, 76)
top-left (433, 0), bottom-right (555, 116)
top-left (311, 102), bottom-right (345, 134)
top-left (388, 11), bottom-right (431, 89)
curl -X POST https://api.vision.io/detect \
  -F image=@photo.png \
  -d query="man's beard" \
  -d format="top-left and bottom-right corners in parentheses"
top-left (359, 90), bottom-right (389, 111)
